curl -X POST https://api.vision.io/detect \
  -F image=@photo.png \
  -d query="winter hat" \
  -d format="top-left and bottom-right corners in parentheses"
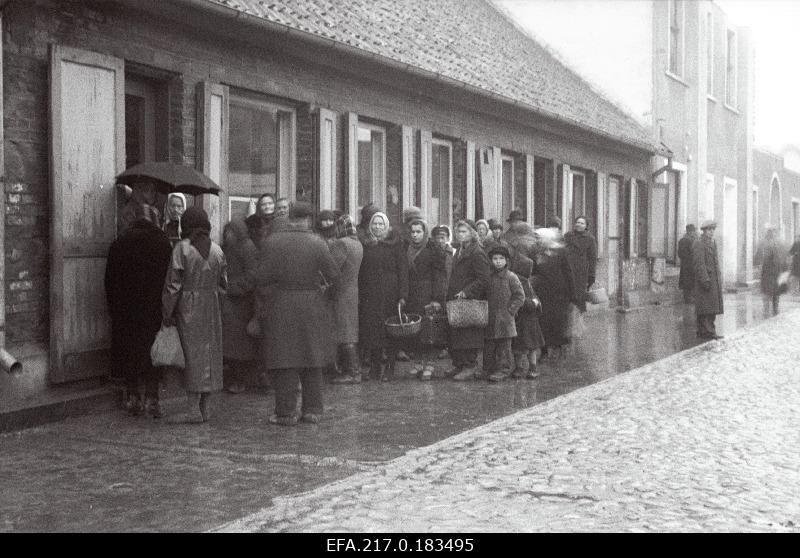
top-left (402, 206), bottom-right (423, 225)
top-left (506, 210), bottom-right (524, 223)
top-left (431, 225), bottom-right (451, 241)
top-left (318, 210), bottom-right (336, 222)
top-left (487, 245), bottom-right (511, 261)
top-left (487, 218), bottom-right (503, 232)
top-left (547, 215), bottom-right (562, 229)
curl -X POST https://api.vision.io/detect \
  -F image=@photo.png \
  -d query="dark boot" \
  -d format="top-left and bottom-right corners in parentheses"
top-left (331, 344), bottom-right (362, 384)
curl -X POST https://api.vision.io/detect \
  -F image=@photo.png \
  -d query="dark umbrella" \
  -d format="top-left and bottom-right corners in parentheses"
top-left (116, 162), bottom-right (221, 196)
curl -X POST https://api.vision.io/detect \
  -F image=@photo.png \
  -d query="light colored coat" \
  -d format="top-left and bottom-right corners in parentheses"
top-left (330, 235), bottom-right (363, 344)
top-left (163, 239), bottom-right (227, 392)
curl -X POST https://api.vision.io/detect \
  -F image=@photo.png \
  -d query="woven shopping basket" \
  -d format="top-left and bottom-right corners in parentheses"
top-left (445, 299), bottom-right (488, 329)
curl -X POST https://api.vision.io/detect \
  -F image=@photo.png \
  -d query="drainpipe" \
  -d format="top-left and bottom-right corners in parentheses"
top-left (0, 9), bottom-right (22, 374)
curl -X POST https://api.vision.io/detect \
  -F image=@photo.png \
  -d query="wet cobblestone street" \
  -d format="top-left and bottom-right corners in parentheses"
top-left (1, 293), bottom-right (798, 532)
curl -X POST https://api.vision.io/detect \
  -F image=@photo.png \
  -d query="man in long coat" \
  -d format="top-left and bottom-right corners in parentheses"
top-left (692, 220), bottom-right (724, 340)
top-left (256, 202), bottom-right (340, 425)
top-left (677, 224), bottom-right (697, 303)
top-left (105, 204), bottom-right (172, 417)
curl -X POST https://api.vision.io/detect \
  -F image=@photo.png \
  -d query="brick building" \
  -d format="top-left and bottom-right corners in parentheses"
top-left (0, 0), bottom-right (659, 397)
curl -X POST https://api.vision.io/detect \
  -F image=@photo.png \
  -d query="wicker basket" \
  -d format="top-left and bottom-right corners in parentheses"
top-left (445, 299), bottom-right (488, 329)
top-left (385, 302), bottom-right (422, 338)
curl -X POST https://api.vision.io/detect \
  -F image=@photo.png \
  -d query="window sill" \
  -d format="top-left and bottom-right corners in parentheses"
top-left (724, 103), bottom-right (740, 115)
top-left (665, 71), bottom-right (689, 87)
top-left (707, 94), bottom-right (717, 103)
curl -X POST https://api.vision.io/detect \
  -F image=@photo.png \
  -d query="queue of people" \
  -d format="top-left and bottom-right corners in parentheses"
top-left (106, 186), bottom-right (600, 425)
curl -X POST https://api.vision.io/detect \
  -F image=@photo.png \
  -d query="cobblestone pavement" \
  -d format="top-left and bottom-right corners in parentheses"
top-left (216, 310), bottom-right (800, 533)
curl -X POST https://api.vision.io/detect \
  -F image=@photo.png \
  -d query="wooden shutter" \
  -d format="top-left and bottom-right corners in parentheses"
top-left (196, 82), bottom-right (229, 243)
top-left (493, 147), bottom-right (503, 219)
top-left (597, 172), bottom-right (607, 257)
top-left (419, 130), bottom-right (432, 222)
top-left (525, 154), bottom-right (535, 224)
top-left (401, 125), bottom-right (414, 208)
top-left (345, 112), bottom-right (359, 220)
top-left (49, 45), bottom-right (124, 383)
top-left (318, 107), bottom-right (337, 210)
top-left (466, 141), bottom-right (476, 220)
top-left (560, 164), bottom-right (571, 233)
top-left (648, 182), bottom-right (668, 258)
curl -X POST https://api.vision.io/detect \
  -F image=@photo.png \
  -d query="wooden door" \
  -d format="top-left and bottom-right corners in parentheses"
top-left (49, 45), bottom-right (124, 383)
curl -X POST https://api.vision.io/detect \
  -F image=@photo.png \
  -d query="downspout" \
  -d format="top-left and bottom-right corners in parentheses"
top-left (0, 8), bottom-right (23, 374)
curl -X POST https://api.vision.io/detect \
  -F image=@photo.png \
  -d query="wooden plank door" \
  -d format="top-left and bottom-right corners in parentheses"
top-left (49, 45), bottom-right (124, 383)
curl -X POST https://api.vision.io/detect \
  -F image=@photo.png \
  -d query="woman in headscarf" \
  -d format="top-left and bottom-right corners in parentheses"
top-left (358, 209), bottom-right (408, 381)
top-left (221, 219), bottom-right (259, 394)
top-left (162, 206), bottom-right (227, 423)
top-left (163, 192), bottom-right (186, 247)
top-left (403, 218), bottom-right (446, 380)
top-left (531, 227), bottom-right (575, 360)
top-left (447, 220), bottom-right (491, 381)
top-left (475, 219), bottom-right (491, 247)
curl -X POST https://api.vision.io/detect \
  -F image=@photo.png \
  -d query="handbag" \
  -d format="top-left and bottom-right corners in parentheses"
top-left (150, 325), bottom-right (185, 368)
top-left (587, 287), bottom-right (608, 304)
top-left (445, 299), bottom-right (489, 329)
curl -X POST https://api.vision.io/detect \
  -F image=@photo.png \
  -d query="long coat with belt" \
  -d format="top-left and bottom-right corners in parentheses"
top-left (692, 234), bottom-right (723, 315)
top-left (564, 230), bottom-right (597, 312)
top-left (222, 220), bottom-right (259, 362)
top-left (677, 233), bottom-right (696, 291)
top-left (329, 235), bottom-right (363, 345)
top-left (255, 223), bottom-right (340, 370)
top-left (358, 229), bottom-right (409, 350)
top-left (446, 240), bottom-right (490, 351)
top-left (105, 219), bottom-right (172, 382)
top-left (486, 267), bottom-right (525, 340)
top-left (532, 246), bottom-right (574, 347)
top-left (162, 239), bottom-right (227, 392)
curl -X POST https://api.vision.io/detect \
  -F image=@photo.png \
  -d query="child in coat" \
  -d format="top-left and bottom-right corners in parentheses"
top-left (508, 245), bottom-right (545, 379)
top-left (483, 245), bottom-right (525, 382)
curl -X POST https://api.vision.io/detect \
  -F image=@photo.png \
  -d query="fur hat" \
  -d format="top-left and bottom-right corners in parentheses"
top-left (487, 218), bottom-right (503, 231)
top-left (402, 206), bottom-right (423, 224)
top-left (487, 245), bottom-right (511, 261)
top-left (360, 203), bottom-right (380, 228)
top-left (431, 225), bottom-right (451, 240)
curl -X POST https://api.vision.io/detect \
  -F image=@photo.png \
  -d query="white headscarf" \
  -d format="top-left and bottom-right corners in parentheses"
top-left (368, 211), bottom-right (391, 242)
top-left (164, 192), bottom-right (187, 237)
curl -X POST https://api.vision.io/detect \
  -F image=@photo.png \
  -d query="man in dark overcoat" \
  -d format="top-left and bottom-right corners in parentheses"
top-left (692, 220), bottom-right (724, 340)
top-left (105, 203), bottom-right (172, 417)
top-left (677, 224), bottom-right (697, 303)
top-left (255, 202), bottom-right (340, 425)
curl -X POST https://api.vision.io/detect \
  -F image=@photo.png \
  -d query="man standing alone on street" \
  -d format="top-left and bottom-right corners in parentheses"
top-left (677, 224), bottom-right (697, 303)
top-left (692, 221), bottom-right (724, 340)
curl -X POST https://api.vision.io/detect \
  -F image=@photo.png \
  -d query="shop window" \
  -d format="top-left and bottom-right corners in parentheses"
top-left (431, 138), bottom-right (453, 227)
top-left (357, 123), bottom-right (386, 211)
top-left (228, 93), bottom-right (295, 217)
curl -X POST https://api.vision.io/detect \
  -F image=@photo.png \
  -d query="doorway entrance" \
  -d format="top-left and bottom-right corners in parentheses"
top-left (723, 180), bottom-right (738, 285)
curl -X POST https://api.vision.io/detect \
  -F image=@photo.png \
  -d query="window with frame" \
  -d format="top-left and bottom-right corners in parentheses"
top-left (726, 28), bottom-right (738, 107)
top-left (431, 138), bottom-right (453, 227)
top-left (356, 123), bottom-right (386, 211)
top-left (668, 0), bottom-right (684, 77)
top-left (706, 11), bottom-right (714, 95)
top-left (227, 93), bottom-right (294, 217)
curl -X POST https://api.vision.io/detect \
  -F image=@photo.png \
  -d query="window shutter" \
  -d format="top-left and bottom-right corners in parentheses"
top-left (345, 112), bottom-right (359, 220)
top-left (419, 130), bottom-right (432, 220)
top-left (466, 141), bottom-right (476, 220)
top-left (196, 82), bottom-right (229, 243)
top-left (648, 183), bottom-right (668, 258)
top-left (628, 178), bottom-right (638, 258)
top-left (493, 147), bottom-right (503, 220)
top-left (278, 111), bottom-right (297, 201)
top-left (318, 107), bottom-right (337, 210)
top-left (560, 164), bottom-right (571, 233)
top-left (401, 125), bottom-right (414, 208)
top-left (525, 154), bottom-right (534, 224)
top-left (597, 172), bottom-right (607, 257)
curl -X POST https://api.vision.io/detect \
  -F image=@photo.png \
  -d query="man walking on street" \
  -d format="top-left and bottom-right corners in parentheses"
top-left (692, 220), bottom-right (724, 340)
top-left (677, 224), bottom-right (697, 303)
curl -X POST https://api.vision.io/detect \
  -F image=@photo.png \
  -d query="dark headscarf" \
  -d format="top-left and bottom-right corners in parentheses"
top-left (316, 209), bottom-right (338, 239)
top-left (181, 206), bottom-right (212, 259)
top-left (336, 214), bottom-right (358, 238)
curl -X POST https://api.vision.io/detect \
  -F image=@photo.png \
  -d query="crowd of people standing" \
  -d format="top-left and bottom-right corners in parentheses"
top-left (106, 183), bottom-right (600, 425)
